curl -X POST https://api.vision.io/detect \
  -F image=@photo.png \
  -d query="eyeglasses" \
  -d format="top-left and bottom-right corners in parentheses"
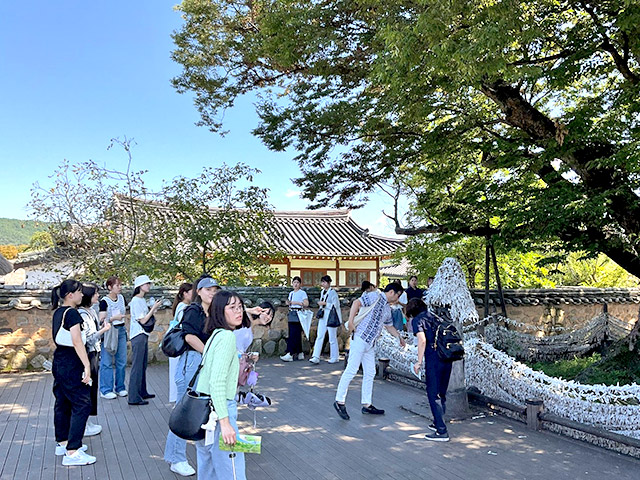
top-left (225, 304), bottom-right (244, 312)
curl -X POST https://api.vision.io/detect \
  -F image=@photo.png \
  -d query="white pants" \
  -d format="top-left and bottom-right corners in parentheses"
top-left (311, 318), bottom-right (338, 361)
top-left (335, 336), bottom-right (376, 405)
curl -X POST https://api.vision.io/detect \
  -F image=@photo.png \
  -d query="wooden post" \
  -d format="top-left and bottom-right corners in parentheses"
top-left (377, 358), bottom-right (390, 379)
top-left (490, 243), bottom-right (508, 318)
top-left (526, 398), bottom-right (543, 430)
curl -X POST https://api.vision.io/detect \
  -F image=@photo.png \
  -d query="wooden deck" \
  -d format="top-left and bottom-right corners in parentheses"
top-left (1, 358), bottom-right (638, 480)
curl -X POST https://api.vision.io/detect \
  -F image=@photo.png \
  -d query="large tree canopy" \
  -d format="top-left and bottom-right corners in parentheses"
top-left (172, 0), bottom-right (640, 276)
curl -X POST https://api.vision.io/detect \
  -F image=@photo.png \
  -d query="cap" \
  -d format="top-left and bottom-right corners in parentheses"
top-left (197, 277), bottom-right (220, 290)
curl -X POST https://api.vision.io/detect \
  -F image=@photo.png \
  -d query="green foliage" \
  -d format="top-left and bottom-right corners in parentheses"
top-left (0, 218), bottom-right (49, 245)
top-left (532, 351), bottom-right (640, 386)
top-left (28, 139), bottom-right (283, 285)
top-left (530, 354), bottom-right (602, 381)
top-left (171, 0), bottom-right (640, 278)
top-left (25, 231), bottom-right (54, 252)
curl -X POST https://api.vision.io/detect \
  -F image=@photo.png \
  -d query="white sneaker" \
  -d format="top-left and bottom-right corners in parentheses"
top-left (309, 357), bottom-right (320, 364)
top-left (84, 422), bottom-right (102, 437)
top-left (55, 443), bottom-right (87, 456)
top-left (280, 353), bottom-right (293, 362)
top-left (170, 461), bottom-right (196, 477)
top-left (297, 353), bottom-right (305, 360)
top-left (327, 358), bottom-right (340, 364)
top-left (117, 390), bottom-right (128, 397)
top-left (62, 449), bottom-right (96, 466)
top-left (100, 391), bottom-right (117, 399)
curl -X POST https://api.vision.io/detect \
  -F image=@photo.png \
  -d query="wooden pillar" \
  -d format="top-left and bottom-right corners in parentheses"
top-left (526, 398), bottom-right (543, 430)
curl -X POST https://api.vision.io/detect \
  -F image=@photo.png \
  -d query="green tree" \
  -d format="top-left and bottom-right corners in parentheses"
top-left (25, 231), bottom-right (54, 252)
top-left (171, 0), bottom-right (640, 277)
top-left (29, 140), bottom-right (282, 284)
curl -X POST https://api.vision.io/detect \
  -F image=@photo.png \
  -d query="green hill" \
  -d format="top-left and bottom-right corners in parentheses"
top-left (0, 218), bottom-right (49, 245)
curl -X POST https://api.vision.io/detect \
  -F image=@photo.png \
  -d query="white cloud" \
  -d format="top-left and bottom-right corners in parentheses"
top-left (284, 189), bottom-right (301, 198)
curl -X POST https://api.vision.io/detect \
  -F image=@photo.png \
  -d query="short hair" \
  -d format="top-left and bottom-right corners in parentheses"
top-left (409, 275), bottom-right (418, 282)
top-left (320, 275), bottom-right (332, 284)
top-left (80, 283), bottom-right (99, 308)
top-left (292, 276), bottom-right (302, 284)
top-left (405, 298), bottom-right (427, 319)
top-left (383, 282), bottom-right (404, 295)
top-left (105, 276), bottom-right (120, 290)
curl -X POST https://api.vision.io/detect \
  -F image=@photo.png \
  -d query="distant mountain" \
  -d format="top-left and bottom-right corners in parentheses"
top-left (0, 218), bottom-right (49, 245)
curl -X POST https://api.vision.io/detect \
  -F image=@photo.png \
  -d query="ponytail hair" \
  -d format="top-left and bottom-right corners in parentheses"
top-left (51, 279), bottom-right (82, 309)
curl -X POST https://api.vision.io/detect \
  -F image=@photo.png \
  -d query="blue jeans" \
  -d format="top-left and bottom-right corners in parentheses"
top-left (391, 308), bottom-right (404, 331)
top-left (196, 400), bottom-right (246, 480)
top-left (424, 351), bottom-right (452, 435)
top-left (99, 326), bottom-right (127, 395)
top-left (164, 350), bottom-right (202, 464)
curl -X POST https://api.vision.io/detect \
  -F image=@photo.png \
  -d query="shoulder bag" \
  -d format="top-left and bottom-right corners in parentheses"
top-left (169, 330), bottom-right (220, 441)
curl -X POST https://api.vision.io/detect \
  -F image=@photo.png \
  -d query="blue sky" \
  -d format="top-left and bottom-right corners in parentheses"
top-left (0, 1), bottom-right (404, 238)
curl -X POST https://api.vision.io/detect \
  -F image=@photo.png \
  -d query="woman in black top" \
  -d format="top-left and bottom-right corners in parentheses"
top-left (51, 279), bottom-right (97, 466)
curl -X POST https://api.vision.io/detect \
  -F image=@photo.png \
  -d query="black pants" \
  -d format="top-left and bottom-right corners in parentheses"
top-left (286, 317), bottom-right (303, 355)
top-left (128, 334), bottom-right (150, 403)
top-left (88, 351), bottom-right (99, 416)
top-left (53, 378), bottom-right (91, 450)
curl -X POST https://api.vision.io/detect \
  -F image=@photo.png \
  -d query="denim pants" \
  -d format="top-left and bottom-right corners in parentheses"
top-left (335, 336), bottom-right (376, 405)
top-left (196, 400), bottom-right (246, 480)
top-left (164, 350), bottom-right (202, 464)
top-left (424, 351), bottom-right (452, 434)
top-left (99, 325), bottom-right (127, 395)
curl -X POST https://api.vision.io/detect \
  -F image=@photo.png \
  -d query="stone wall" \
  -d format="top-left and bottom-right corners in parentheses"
top-left (1, 286), bottom-right (638, 371)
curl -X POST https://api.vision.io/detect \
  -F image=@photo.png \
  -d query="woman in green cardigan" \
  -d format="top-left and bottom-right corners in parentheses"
top-left (195, 290), bottom-right (247, 480)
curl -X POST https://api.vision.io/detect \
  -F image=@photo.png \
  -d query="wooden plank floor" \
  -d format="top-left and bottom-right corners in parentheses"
top-left (1, 358), bottom-right (639, 480)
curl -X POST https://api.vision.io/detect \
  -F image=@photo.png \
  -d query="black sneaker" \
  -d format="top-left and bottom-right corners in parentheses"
top-left (427, 423), bottom-right (437, 432)
top-left (424, 431), bottom-right (450, 442)
top-left (333, 401), bottom-right (350, 420)
top-left (361, 405), bottom-right (385, 415)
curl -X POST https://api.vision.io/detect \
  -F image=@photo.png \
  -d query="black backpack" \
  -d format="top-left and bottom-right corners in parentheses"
top-left (430, 310), bottom-right (464, 362)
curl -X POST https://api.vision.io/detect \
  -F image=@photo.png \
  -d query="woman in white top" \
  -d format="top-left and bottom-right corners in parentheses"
top-left (128, 275), bottom-right (161, 405)
top-left (78, 283), bottom-right (111, 437)
top-left (280, 276), bottom-right (309, 362)
top-left (167, 282), bottom-right (193, 403)
top-left (310, 275), bottom-right (342, 364)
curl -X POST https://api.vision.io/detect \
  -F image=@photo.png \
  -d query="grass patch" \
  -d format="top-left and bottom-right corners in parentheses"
top-left (530, 353), bottom-right (601, 381)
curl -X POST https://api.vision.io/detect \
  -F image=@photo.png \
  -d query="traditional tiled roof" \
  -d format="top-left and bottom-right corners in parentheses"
top-left (380, 258), bottom-right (412, 278)
top-left (271, 210), bottom-right (404, 257)
top-left (470, 287), bottom-right (640, 306)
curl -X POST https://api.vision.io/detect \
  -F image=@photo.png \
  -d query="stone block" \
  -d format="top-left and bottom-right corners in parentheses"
top-left (263, 340), bottom-right (277, 356)
top-left (278, 339), bottom-right (287, 355)
top-left (0, 358), bottom-right (9, 370)
top-left (37, 347), bottom-right (52, 355)
top-left (30, 354), bottom-right (47, 369)
top-left (267, 329), bottom-right (282, 341)
top-left (154, 349), bottom-right (167, 363)
top-left (12, 352), bottom-right (28, 370)
top-left (0, 319), bottom-right (8, 327)
top-left (35, 338), bottom-right (50, 347)
top-left (0, 347), bottom-right (16, 358)
top-left (302, 338), bottom-right (310, 352)
top-left (250, 338), bottom-right (262, 354)
top-left (16, 316), bottom-right (29, 327)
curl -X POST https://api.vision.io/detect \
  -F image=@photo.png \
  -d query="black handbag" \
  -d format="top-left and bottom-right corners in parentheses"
top-left (162, 324), bottom-right (187, 357)
top-left (169, 331), bottom-right (219, 440)
top-left (327, 306), bottom-right (341, 328)
top-left (140, 314), bottom-right (156, 333)
top-left (316, 308), bottom-right (324, 319)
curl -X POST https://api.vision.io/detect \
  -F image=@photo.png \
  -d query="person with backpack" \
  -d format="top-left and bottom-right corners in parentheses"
top-left (333, 283), bottom-right (406, 420)
top-left (406, 298), bottom-right (457, 442)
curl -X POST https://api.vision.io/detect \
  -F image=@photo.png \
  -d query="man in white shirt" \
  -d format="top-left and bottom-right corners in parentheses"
top-left (333, 283), bottom-right (406, 420)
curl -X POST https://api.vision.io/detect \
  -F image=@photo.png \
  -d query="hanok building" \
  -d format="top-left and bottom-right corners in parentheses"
top-left (268, 210), bottom-right (404, 287)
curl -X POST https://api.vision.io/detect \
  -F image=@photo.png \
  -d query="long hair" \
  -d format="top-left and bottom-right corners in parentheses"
top-left (251, 301), bottom-right (275, 326)
top-left (204, 290), bottom-right (245, 336)
top-left (80, 283), bottom-right (99, 308)
top-left (172, 282), bottom-right (193, 315)
top-left (51, 279), bottom-right (82, 309)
